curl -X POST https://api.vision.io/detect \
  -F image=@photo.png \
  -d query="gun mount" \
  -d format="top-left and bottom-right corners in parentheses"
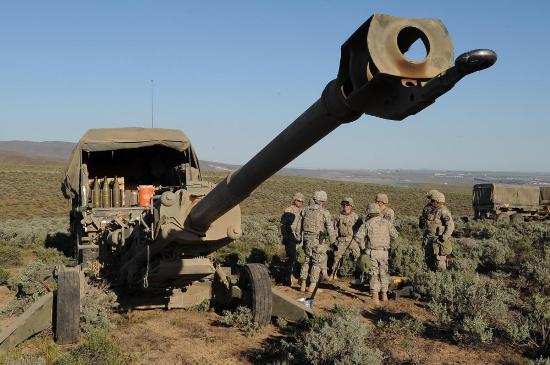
top-left (61, 14), bottom-right (496, 325)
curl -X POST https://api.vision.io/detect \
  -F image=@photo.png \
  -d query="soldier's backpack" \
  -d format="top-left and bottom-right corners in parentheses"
top-left (439, 240), bottom-right (453, 255)
top-left (356, 253), bottom-right (372, 273)
top-left (301, 205), bottom-right (325, 234)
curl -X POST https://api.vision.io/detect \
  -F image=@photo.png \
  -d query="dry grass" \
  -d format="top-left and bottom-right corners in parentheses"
top-left (203, 172), bottom-right (472, 217)
top-left (0, 165), bottom-right (67, 221)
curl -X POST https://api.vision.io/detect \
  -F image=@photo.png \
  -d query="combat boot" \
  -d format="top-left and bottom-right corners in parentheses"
top-left (300, 280), bottom-right (307, 292)
top-left (290, 275), bottom-right (298, 287)
top-left (381, 292), bottom-right (388, 302)
top-left (308, 282), bottom-right (317, 293)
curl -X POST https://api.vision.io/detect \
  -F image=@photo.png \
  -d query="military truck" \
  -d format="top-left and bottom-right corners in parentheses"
top-left (48, 13), bottom-right (496, 345)
top-left (473, 183), bottom-right (550, 223)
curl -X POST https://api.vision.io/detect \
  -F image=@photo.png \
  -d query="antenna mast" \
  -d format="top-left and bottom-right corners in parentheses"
top-left (150, 79), bottom-right (154, 128)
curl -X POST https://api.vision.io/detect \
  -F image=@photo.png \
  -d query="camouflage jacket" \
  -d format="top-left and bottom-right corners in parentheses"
top-left (281, 204), bottom-right (302, 242)
top-left (354, 216), bottom-right (398, 250)
top-left (334, 212), bottom-right (361, 238)
top-left (424, 205), bottom-right (454, 241)
top-left (300, 204), bottom-right (336, 243)
top-left (381, 206), bottom-right (395, 225)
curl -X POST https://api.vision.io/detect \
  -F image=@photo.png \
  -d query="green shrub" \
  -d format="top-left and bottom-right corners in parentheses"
top-left (80, 283), bottom-right (117, 334)
top-left (0, 217), bottom-right (68, 246)
top-left (0, 244), bottom-right (23, 266)
top-left (221, 306), bottom-right (260, 337)
top-left (54, 328), bottom-right (131, 365)
top-left (214, 215), bottom-right (285, 270)
top-left (2, 261), bottom-right (53, 316)
top-left (35, 247), bottom-right (73, 266)
top-left (415, 270), bottom-right (511, 343)
top-left (280, 305), bottom-right (384, 365)
top-left (531, 358), bottom-right (550, 365)
top-left (375, 315), bottom-right (425, 337)
top-left (389, 235), bottom-right (426, 280)
top-left (521, 244), bottom-right (550, 292)
top-left (507, 294), bottom-right (550, 358)
top-left (0, 267), bottom-right (10, 285)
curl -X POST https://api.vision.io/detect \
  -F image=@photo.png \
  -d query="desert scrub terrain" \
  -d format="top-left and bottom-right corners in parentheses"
top-left (0, 165), bottom-right (67, 220)
top-left (1, 163), bottom-right (549, 364)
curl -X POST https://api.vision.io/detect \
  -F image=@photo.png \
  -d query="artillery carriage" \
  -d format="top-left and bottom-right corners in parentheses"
top-left (0, 13), bottom-right (497, 348)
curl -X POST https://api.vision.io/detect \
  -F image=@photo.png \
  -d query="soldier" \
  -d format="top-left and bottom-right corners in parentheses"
top-left (376, 193), bottom-right (395, 225)
top-left (353, 203), bottom-right (398, 305)
top-left (299, 190), bottom-right (336, 293)
top-left (280, 192), bottom-right (304, 286)
top-left (422, 191), bottom-right (454, 271)
top-left (419, 190), bottom-right (439, 230)
top-left (331, 197), bottom-right (362, 279)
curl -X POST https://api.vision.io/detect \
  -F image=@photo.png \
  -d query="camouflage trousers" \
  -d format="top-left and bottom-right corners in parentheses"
top-left (368, 249), bottom-right (390, 293)
top-left (332, 237), bottom-right (360, 271)
top-left (423, 236), bottom-right (447, 271)
top-left (300, 237), bottom-right (328, 284)
top-left (283, 238), bottom-right (299, 281)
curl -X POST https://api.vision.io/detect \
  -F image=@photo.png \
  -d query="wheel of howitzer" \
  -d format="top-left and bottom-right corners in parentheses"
top-left (496, 212), bottom-right (510, 224)
top-left (238, 263), bottom-right (272, 326)
top-left (510, 213), bottom-right (524, 224)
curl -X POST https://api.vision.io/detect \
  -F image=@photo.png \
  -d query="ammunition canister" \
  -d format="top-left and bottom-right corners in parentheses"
top-left (102, 176), bottom-right (111, 208)
top-left (112, 176), bottom-right (122, 208)
top-left (130, 191), bottom-right (139, 207)
top-left (92, 177), bottom-right (101, 208)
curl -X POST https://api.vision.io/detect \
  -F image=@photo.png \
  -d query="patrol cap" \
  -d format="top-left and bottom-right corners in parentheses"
top-left (341, 197), bottom-right (354, 206)
top-left (366, 203), bottom-right (381, 215)
top-left (293, 192), bottom-right (304, 202)
top-left (376, 193), bottom-right (389, 204)
top-left (426, 189), bottom-right (439, 199)
top-left (431, 191), bottom-right (445, 203)
top-left (313, 190), bottom-right (327, 202)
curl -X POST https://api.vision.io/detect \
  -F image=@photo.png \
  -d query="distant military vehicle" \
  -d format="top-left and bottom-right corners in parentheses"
top-left (55, 13), bottom-right (495, 341)
top-left (473, 183), bottom-right (550, 223)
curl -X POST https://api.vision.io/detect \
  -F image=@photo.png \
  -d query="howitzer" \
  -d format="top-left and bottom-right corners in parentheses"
top-left (59, 14), bottom-right (495, 332)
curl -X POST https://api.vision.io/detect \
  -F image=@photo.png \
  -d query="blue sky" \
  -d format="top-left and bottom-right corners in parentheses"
top-left (0, 1), bottom-right (548, 172)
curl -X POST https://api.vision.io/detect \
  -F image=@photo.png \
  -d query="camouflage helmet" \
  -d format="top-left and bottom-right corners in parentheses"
top-left (356, 253), bottom-right (372, 273)
top-left (431, 191), bottom-right (445, 203)
top-left (376, 193), bottom-right (389, 204)
top-left (313, 190), bottom-right (327, 203)
top-left (426, 189), bottom-right (439, 199)
top-left (366, 203), bottom-right (381, 215)
top-left (293, 192), bottom-right (304, 202)
top-left (341, 197), bottom-right (354, 206)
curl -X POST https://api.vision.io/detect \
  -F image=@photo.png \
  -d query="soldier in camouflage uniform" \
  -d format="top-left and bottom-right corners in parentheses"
top-left (353, 203), bottom-right (398, 305)
top-left (422, 191), bottom-right (454, 271)
top-left (376, 193), bottom-right (395, 225)
top-left (419, 190), bottom-right (439, 230)
top-left (299, 190), bottom-right (336, 293)
top-left (330, 197), bottom-right (362, 280)
top-left (280, 192), bottom-right (304, 287)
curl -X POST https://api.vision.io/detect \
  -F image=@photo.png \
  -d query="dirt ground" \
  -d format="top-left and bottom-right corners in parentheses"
top-left (110, 279), bottom-right (528, 365)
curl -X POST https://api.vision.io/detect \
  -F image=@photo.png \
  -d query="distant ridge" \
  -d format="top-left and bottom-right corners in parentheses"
top-left (0, 141), bottom-right (75, 161)
top-left (0, 149), bottom-right (66, 165)
top-left (0, 140), bottom-right (548, 186)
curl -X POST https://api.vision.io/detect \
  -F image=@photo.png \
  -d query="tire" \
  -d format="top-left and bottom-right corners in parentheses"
top-left (510, 213), bottom-right (524, 224)
top-left (238, 263), bottom-right (272, 326)
top-left (496, 212), bottom-right (510, 224)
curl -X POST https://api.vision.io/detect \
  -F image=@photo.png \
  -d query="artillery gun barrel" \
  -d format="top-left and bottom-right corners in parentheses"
top-left (190, 81), bottom-right (358, 232)
top-left (189, 14), bottom-right (496, 232)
